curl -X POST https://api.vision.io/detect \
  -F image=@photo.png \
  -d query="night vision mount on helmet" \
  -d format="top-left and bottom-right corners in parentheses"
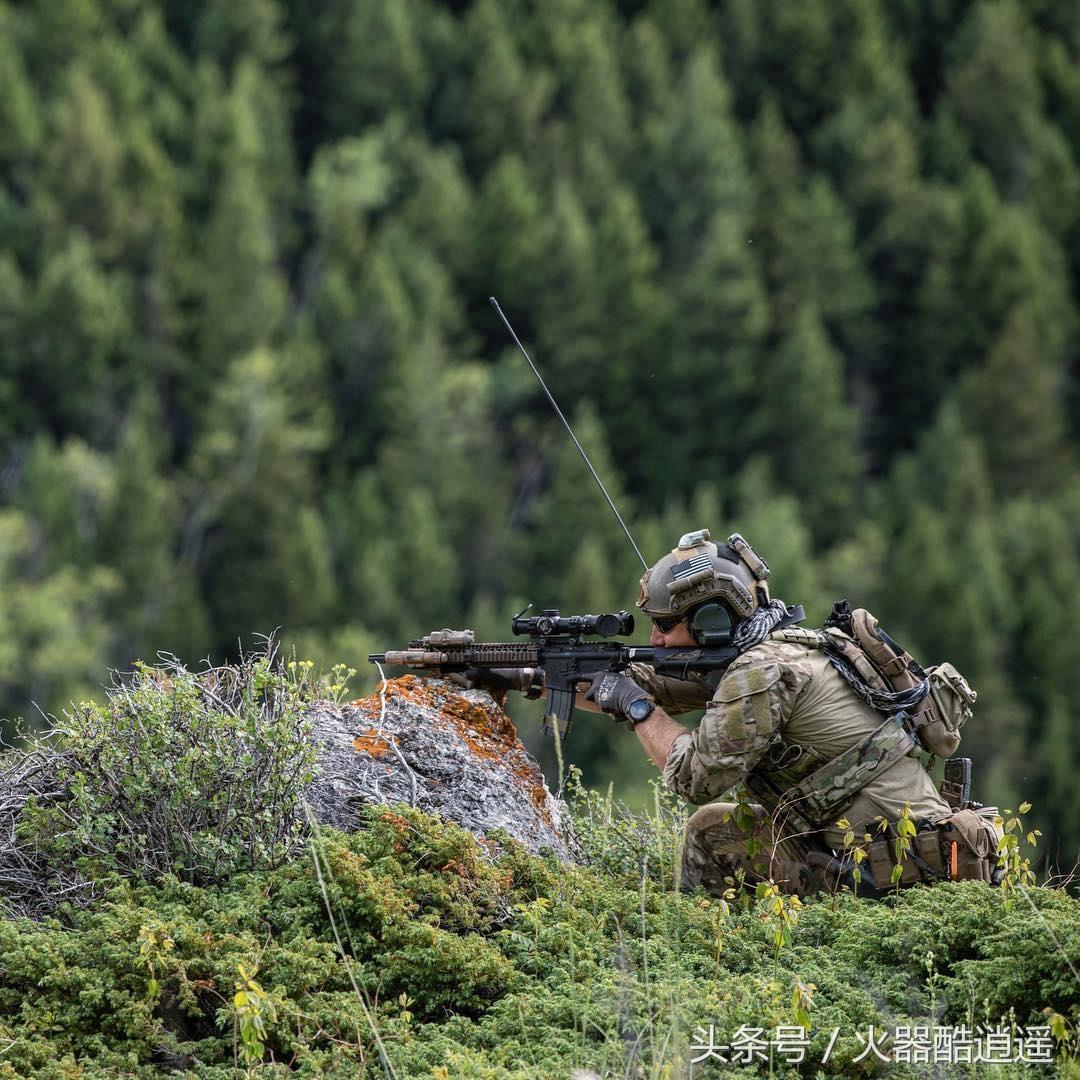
top-left (636, 529), bottom-right (772, 633)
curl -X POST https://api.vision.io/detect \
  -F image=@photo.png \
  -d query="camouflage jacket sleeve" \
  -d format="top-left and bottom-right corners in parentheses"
top-left (625, 662), bottom-right (712, 715)
top-left (662, 647), bottom-right (814, 804)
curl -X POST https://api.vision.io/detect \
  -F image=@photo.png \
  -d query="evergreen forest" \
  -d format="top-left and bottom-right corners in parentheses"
top-left (2, 0), bottom-right (1079, 868)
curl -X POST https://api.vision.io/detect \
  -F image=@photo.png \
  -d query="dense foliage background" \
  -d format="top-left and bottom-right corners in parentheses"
top-left (1, 0), bottom-right (1078, 865)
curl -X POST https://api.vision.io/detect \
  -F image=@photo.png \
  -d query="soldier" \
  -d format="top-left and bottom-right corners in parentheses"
top-left (579, 529), bottom-right (1000, 898)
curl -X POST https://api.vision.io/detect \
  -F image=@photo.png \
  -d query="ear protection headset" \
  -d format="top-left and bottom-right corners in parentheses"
top-left (688, 602), bottom-right (735, 646)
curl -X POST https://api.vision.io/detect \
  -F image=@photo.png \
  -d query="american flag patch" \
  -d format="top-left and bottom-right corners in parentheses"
top-left (671, 552), bottom-right (712, 580)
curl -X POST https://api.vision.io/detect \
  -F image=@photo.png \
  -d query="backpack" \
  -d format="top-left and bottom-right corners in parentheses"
top-left (822, 600), bottom-right (977, 757)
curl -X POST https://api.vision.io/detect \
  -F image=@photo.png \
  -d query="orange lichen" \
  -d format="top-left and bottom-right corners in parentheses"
top-left (435, 689), bottom-right (555, 828)
top-left (353, 728), bottom-right (394, 756)
top-left (350, 676), bottom-right (557, 829)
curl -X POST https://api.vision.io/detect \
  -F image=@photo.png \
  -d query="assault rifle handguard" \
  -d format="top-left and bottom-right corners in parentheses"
top-left (369, 609), bottom-right (739, 738)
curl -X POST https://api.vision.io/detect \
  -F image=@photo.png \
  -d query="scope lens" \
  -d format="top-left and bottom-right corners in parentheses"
top-left (594, 612), bottom-right (633, 637)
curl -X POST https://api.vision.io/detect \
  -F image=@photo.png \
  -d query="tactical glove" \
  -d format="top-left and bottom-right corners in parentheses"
top-left (583, 671), bottom-right (653, 720)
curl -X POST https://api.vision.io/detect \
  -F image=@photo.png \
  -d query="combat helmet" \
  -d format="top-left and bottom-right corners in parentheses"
top-left (637, 529), bottom-right (771, 625)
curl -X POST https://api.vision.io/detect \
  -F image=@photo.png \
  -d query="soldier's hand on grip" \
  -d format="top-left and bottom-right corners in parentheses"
top-left (583, 671), bottom-right (652, 720)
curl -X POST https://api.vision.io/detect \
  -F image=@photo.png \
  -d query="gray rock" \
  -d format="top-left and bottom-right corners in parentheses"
top-left (304, 675), bottom-right (579, 862)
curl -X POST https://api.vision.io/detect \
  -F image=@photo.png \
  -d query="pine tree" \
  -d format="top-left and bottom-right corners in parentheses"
top-left (456, 0), bottom-right (553, 169)
top-left (0, 508), bottom-right (118, 729)
top-left (0, 437), bottom-right (121, 725)
top-left (0, 4), bottom-right (43, 185)
top-left (540, 1), bottom-right (632, 169)
top-left (644, 0), bottom-right (714, 68)
top-left (641, 46), bottom-right (751, 265)
top-left (957, 302), bottom-right (1073, 496)
top-left (654, 205), bottom-right (767, 497)
top-left (733, 0), bottom-right (912, 137)
top-left (184, 347), bottom-right (333, 649)
top-left (307, 130), bottom-right (394, 268)
top-left (362, 324), bottom-right (513, 625)
top-left (533, 182), bottom-right (603, 398)
top-left (196, 61), bottom-right (288, 374)
top-left (24, 236), bottom-right (132, 442)
top-left (749, 101), bottom-right (875, 349)
top-left (194, 0), bottom-right (292, 73)
top-left (999, 497), bottom-right (1080, 864)
top-left (751, 304), bottom-right (862, 544)
top-left (474, 154), bottom-right (551, 321)
top-left (622, 15), bottom-right (675, 139)
top-left (0, 254), bottom-right (27, 444)
top-left (310, 0), bottom-right (432, 138)
top-left (36, 64), bottom-right (125, 252)
top-left (513, 405), bottom-right (640, 612)
top-left (632, 45), bottom-right (769, 496)
top-left (874, 403), bottom-right (1014, 763)
top-left (728, 458), bottom-right (831, 623)
top-left (590, 185), bottom-right (668, 491)
top-left (397, 141), bottom-right (476, 281)
top-left (99, 395), bottom-right (209, 666)
top-left (946, 0), bottom-right (1080, 238)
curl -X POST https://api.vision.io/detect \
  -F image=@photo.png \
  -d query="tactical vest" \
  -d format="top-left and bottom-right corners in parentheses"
top-left (743, 619), bottom-right (975, 834)
top-left (741, 626), bottom-right (907, 832)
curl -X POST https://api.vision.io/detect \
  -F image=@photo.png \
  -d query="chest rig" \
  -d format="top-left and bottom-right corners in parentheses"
top-left (743, 626), bottom-right (921, 834)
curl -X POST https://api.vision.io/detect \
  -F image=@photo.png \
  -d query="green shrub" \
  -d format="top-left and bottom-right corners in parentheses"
top-left (0, 665), bottom-right (1077, 1078)
top-left (18, 647), bottom-right (318, 890)
top-left (0, 806), bottom-right (1078, 1078)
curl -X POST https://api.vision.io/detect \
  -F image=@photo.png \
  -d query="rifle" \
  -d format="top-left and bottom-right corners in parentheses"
top-left (371, 302), bottom-right (699, 738)
top-left (369, 608), bottom-right (738, 738)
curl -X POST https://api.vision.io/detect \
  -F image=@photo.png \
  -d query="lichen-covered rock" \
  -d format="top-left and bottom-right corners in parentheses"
top-left (304, 675), bottom-right (579, 862)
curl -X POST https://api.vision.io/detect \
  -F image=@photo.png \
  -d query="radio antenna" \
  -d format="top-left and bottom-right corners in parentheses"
top-left (489, 296), bottom-right (648, 570)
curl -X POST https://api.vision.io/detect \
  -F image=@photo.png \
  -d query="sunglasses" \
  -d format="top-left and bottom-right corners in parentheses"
top-left (651, 613), bottom-right (687, 634)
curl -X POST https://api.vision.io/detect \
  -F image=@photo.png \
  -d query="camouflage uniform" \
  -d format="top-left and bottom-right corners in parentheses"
top-left (629, 635), bottom-right (952, 898)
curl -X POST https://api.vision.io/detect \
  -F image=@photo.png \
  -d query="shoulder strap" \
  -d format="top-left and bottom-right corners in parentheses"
top-left (767, 626), bottom-right (825, 648)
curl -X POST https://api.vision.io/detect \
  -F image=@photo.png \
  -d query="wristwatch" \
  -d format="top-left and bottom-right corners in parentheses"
top-left (626, 697), bottom-right (655, 728)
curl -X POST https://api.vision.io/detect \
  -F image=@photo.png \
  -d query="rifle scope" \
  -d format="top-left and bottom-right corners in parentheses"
top-left (511, 609), bottom-right (635, 639)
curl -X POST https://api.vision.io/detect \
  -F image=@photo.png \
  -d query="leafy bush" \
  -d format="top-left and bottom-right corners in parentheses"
top-left (11, 645), bottom-right (319, 899)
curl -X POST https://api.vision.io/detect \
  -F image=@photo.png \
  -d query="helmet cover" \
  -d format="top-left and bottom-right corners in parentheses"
top-left (636, 529), bottom-right (770, 621)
